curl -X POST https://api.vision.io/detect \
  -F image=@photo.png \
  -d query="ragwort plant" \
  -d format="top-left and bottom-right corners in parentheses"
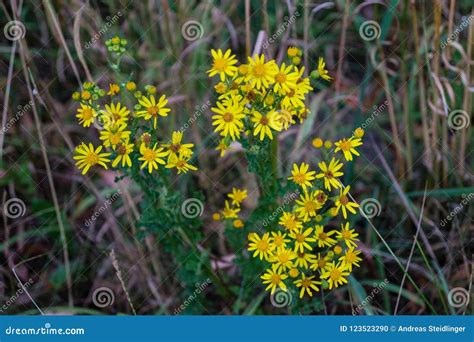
top-left (209, 47), bottom-right (365, 311)
top-left (72, 37), bottom-right (215, 309)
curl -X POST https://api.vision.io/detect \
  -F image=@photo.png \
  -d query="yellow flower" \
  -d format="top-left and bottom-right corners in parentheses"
top-left (76, 104), bottom-right (97, 127)
top-left (112, 139), bottom-right (134, 168)
top-left (316, 158), bottom-right (344, 191)
top-left (333, 245), bottom-right (343, 255)
top-left (165, 154), bottom-right (197, 174)
top-left (294, 251), bottom-right (316, 269)
top-left (339, 246), bottom-right (362, 271)
top-left (311, 57), bottom-right (332, 81)
top-left (334, 186), bottom-right (359, 219)
top-left (261, 264), bottom-right (288, 294)
top-left (312, 138), bottom-right (323, 148)
top-left (246, 54), bottom-right (278, 90)
top-left (251, 110), bottom-right (282, 140)
top-left (211, 97), bottom-right (245, 140)
top-left (99, 122), bottom-right (131, 149)
top-left (163, 131), bottom-right (194, 160)
top-left (136, 95), bottom-right (171, 129)
top-left (336, 222), bottom-right (359, 248)
top-left (138, 143), bottom-right (167, 173)
top-left (215, 139), bottom-right (229, 157)
top-left (102, 102), bottom-right (130, 127)
top-left (276, 105), bottom-right (296, 130)
top-left (248, 232), bottom-right (274, 260)
top-left (334, 137), bottom-right (363, 161)
top-left (212, 213), bottom-right (221, 221)
top-left (320, 261), bottom-right (350, 289)
top-left (269, 247), bottom-right (296, 272)
top-left (289, 227), bottom-right (315, 253)
top-left (289, 268), bottom-right (300, 278)
top-left (228, 188), bottom-right (247, 207)
top-left (294, 274), bottom-right (321, 298)
top-left (126, 81), bottom-right (136, 91)
top-left (107, 83), bottom-right (120, 96)
top-left (314, 225), bottom-right (337, 248)
top-left (271, 231), bottom-right (290, 249)
top-left (221, 200), bottom-right (240, 219)
top-left (214, 82), bottom-right (226, 94)
top-left (73, 143), bottom-right (110, 175)
top-left (354, 127), bottom-right (365, 138)
top-left (287, 46), bottom-right (299, 57)
top-left (295, 191), bottom-right (324, 222)
top-left (81, 90), bottom-right (91, 101)
top-left (207, 49), bottom-right (238, 81)
top-left (324, 140), bottom-right (332, 149)
top-left (273, 63), bottom-right (298, 95)
top-left (233, 219), bottom-right (244, 228)
top-left (281, 88), bottom-right (305, 107)
top-left (278, 212), bottom-right (303, 232)
top-left (288, 162), bottom-right (316, 191)
top-left (310, 253), bottom-right (330, 272)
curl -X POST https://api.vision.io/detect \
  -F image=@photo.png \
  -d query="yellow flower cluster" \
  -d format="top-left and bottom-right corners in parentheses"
top-left (248, 130), bottom-right (364, 298)
top-left (213, 188), bottom-right (248, 228)
top-left (207, 48), bottom-right (331, 156)
top-left (72, 80), bottom-right (197, 175)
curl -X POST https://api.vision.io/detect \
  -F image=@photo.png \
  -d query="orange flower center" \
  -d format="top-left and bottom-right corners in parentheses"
top-left (223, 112), bottom-right (234, 122)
